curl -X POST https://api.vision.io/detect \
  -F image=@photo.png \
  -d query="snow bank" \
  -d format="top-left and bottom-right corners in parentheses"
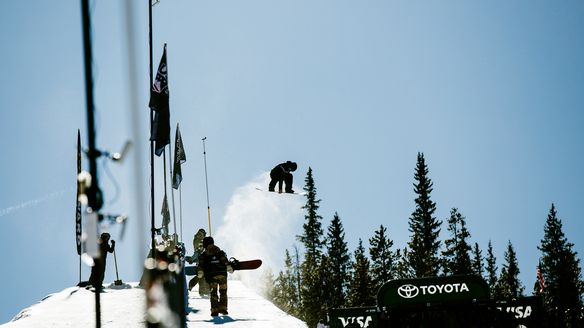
top-left (3, 280), bottom-right (307, 328)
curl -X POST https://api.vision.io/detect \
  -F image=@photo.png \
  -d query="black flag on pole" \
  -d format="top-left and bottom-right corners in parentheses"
top-left (149, 44), bottom-right (170, 156)
top-left (161, 194), bottom-right (170, 237)
top-left (172, 123), bottom-right (186, 189)
top-left (76, 129), bottom-right (82, 255)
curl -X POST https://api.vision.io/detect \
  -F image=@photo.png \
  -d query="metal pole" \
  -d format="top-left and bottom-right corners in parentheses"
top-left (149, 0), bottom-right (156, 259)
top-left (202, 137), bottom-right (211, 235)
top-left (113, 248), bottom-right (122, 285)
top-left (179, 186), bottom-right (183, 242)
top-left (80, 0), bottom-right (100, 326)
top-left (168, 148), bottom-right (178, 240)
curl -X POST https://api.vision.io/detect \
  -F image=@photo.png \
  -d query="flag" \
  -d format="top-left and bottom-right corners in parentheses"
top-left (172, 123), bottom-right (186, 189)
top-left (76, 129), bottom-right (82, 255)
top-left (161, 194), bottom-right (170, 237)
top-left (537, 262), bottom-right (546, 293)
top-left (149, 44), bottom-right (170, 156)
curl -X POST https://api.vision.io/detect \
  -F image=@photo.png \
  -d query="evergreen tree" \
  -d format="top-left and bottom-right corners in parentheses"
top-left (271, 249), bottom-right (301, 317)
top-left (297, 167), bottom-right (325, 327)
top-left (471, 242), bottom-right (484, 278)
top-left (298, 167), bottom-right (324, 259)
top-left (485, 240), bottom-right (498, 297)
top-left (262, 267), bottom-right (276, 300)
top-left (293, 245), bottom-right (302, 304)
top-left (495, 240), bottom-right (524, 299)
top-left (369, 225), bottom-right (396, 291)
top-left (441, 208), bottom-right (473, 276)
top-left (407, 152), bottom-right (442, 277)
top-left (347, 239), bottom-right (375, 306)
top-left (324, 212), bottom-right (351, 308)
top-left (395, 247), bottom-right (414, 279)
top-left (537, 204), bottom-right (584, 326)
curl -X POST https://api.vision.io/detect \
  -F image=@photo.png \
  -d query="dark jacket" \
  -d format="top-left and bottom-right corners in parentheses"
top-left (270, 161), bottom-right (296, 178)
top-left (198, 244), bottom-right (229, 281)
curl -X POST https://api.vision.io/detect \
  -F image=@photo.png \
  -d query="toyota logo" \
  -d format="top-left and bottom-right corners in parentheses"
top-left (397, 284), bottom-right (419, 299)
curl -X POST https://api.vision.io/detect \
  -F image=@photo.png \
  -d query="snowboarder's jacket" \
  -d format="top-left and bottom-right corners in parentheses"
top-left (198, 244), bottom-right (230, 281)
top-left (270, 161), bottom-right (297, 177)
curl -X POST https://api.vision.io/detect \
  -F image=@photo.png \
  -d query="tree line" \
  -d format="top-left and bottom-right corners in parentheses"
top-left (265, 152), bottom-right (584, 328)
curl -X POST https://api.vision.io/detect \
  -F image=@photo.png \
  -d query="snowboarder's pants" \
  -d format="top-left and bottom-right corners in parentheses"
top-left (207, 275), bottom-right (228, 313)
top-left (188, 276), bottom-right (210, 295)
top-left (89, 259), bottom-right (106, 289)
top-left (269, 171), bottom-right (293, 192)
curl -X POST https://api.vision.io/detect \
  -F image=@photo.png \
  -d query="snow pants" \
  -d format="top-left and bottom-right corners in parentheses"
top-left (188, 276), bottom-right (210, 295)
top-left (88, 258), bottom-right (106, 289)
top-left (269, 171), bottom-right (293, 192)
top-left (207, 275), bottom-right (228, 314)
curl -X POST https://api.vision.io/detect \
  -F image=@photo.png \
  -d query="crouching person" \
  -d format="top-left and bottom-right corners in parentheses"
top-left (197, 236), bottom-right (233, 316)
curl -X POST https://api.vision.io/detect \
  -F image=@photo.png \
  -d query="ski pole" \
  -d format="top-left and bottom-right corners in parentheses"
top-left (113, 247), bottom-right (122, 285)
top-left (202, 137), bottom-right (212, 236)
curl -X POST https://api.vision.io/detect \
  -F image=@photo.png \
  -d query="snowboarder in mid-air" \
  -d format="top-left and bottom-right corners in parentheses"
top-left (197, 236), bottom-right (233, 316)
top-left (268, 161), bottom-right (297, 193)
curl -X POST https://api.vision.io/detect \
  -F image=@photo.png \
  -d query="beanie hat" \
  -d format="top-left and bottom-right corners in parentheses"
top-left (203, 236), bottom-right (214, 249)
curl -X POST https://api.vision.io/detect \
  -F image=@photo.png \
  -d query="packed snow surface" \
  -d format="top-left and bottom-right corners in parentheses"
top-left (3, 279), bottom-right (307, 328)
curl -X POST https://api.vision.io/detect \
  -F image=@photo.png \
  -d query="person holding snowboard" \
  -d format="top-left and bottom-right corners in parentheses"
top-left (197, 236), bottom-right (233, 316)
top-left (186, 228), bottom-right (209, 295)
top-left (88, 232), bottom-right (115, 291)
top-left (268, 161), bottom-right (297, 193)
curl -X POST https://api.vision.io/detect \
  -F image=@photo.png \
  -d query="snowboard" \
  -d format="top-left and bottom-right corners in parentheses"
top-left (184, 265), bottom-right (198, 276)
top-left (229, 258), bottom-right (262, 271)
top-left (255, 187), bottom-right (305, 196)
top-left (183, 258), bottom-right (262, 276)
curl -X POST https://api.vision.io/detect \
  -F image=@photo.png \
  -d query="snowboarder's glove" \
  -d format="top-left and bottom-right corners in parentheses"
top-left (197, 271), bottom-right (204, 279)
top-left (226, 265), bottom-right (234, 273)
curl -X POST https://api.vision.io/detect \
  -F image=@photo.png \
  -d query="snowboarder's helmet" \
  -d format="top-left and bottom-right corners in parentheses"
top-left (287, 161), bottom-right (297, 171)
top-left (203, 236), bottom-right (214, 248)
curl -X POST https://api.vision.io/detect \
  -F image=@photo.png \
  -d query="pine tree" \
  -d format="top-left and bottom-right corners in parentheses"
top-left (495, 240), bottom-right (524, 300)
top-left (293, 245), bottom-right (302, 304)
top-left (369, 225), bottom-right (396, 291)
top-left (324, 212), bottom-right (351, 309)
top-left (297, 167), bottom-right (325, 327)
top-left (395, 247), bottom-right (413, 279)
top-left (347, 239), bottom-right (375, 306)
top-left (441, 208), bottom-right (473, 276)
top-left (471, 242), bottom-right (484, 278)
top-left (262, 267), bottom-right (276, 300)
top-left (537, 204), bottom-right (584, 326)
top-left (485, 240), bottom-right (498, 297)
top-left (407, 152), bottom-right (442, 277)
top-left (271, 249), bottom-right (301, 317)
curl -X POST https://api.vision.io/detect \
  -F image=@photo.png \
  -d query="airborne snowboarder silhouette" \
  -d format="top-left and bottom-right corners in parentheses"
top-left (268, 161), bottom-right (297, 193)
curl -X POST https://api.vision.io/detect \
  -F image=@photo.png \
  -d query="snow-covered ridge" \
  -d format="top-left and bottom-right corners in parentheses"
top-left (4, 280), bottom-right (307, 328)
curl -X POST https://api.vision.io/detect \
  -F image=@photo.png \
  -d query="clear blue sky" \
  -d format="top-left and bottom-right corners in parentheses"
top-left (1, 0), bottom-right (583, 323)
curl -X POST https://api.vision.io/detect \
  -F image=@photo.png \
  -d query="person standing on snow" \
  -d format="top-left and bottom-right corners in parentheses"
top-left (268, 161), bottom-right (297, 193)
top-left (88, 232), bottom-right (115, 291)
top-left (186, 228), bottom-right (209, 295)
top-left (197, 236), bottom-right (233, 316)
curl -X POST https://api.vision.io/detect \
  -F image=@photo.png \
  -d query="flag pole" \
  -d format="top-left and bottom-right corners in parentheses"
top-left (202, 137), bottom-right (212, 236)
top-left (148, 0), bottom-right (156, 259)
top-left (168, 142), bottom-right (178, 241)
top-left (80, 0), bottom-right (102, 326)
top-left (179, 186), bottom-right (183, 241)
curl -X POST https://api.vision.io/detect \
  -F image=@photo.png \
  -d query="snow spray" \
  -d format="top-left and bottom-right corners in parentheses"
top-left (214, 172), bottom-right (304, 293)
